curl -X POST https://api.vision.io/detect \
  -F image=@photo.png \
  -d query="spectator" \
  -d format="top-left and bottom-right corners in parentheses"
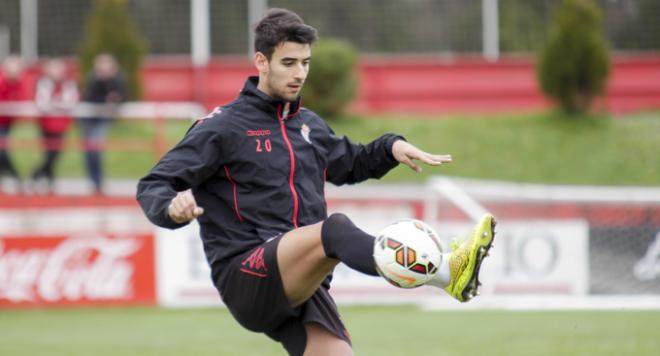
top-left (31, 58), bottom-right (79, 194)
top-left (80, 53), bottom-right (127, 194)
top-left (0, 55), bottom-right (27, 194)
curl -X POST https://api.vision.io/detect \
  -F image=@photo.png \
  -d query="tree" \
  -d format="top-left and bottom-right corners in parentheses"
top-left (537, 0), bottom-right (610, 114)
top-left (302, 38), bottom-right (358, 118)
top-left (78, 0), bottom-right (147, 100)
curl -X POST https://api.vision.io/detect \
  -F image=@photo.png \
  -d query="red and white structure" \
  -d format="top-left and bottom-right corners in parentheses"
top-left (1, 177), bottom-right (659, 309)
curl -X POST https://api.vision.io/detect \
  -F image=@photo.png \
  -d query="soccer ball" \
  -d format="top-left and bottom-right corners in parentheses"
top-left (373, 219), bottom-right (443, 289)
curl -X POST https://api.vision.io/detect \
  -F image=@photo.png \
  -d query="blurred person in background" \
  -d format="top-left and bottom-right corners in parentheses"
top-left (80, 53), bottom-right (126, 195)
top-left (0, 55), bottom-right (27, 194)
top-left (31, 58), bottom-right (79, 194)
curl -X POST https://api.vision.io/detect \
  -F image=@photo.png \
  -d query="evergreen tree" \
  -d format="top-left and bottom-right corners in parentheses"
top-left (302, 38), bottom-right (358, 118)
top-left (537, 0), bottom-right (610, 114)
top-left (78, 0), bottom-right (147, 100)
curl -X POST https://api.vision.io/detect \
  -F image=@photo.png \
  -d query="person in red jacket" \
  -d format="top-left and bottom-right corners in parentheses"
top-left (31, 58), bottom-right (79, 193)
top-left (0, 55), bottom-right (27, 192)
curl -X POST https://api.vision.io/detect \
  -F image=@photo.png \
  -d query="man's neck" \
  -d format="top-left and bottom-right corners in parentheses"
top-left (255, 78), bottom-right (291, 114)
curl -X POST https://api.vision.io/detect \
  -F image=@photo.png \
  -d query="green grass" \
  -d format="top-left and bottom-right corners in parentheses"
top-left (7, 111), bottom-right (660, 185)
top-left (329, 111), bottom-right (660, 185)
top-left (1, 306), bottom-right (658, 356)
top-left (9, 120), bottom-right (191, 180)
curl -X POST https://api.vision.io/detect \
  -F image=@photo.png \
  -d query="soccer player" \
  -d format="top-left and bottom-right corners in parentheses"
top-left (137, 8), bottom-right (495, 356)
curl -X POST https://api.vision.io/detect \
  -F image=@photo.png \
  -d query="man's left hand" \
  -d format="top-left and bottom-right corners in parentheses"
top-left (392, 140), bottom-right (452, 173)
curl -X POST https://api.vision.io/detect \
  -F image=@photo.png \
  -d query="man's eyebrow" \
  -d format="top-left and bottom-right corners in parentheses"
top-left (281, 56), bottom-right (312, 61)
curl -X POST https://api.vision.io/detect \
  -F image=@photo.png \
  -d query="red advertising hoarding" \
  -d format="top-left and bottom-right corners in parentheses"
top-left (0, 233), bottom-right (155, 307)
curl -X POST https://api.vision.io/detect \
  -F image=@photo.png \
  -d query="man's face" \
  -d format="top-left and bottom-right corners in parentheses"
top-left (257, 41), bottom-right (311, 103)
top-left (94, 54), bottom-right (118, 79)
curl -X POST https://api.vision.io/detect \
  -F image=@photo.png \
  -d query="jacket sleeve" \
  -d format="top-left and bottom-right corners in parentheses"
top-left (136, 121), bottom-right (225, 229)
top-left (323, 123), bottom-right (405, 185)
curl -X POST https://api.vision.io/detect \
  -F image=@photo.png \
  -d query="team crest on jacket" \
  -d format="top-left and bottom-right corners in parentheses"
top-left (301, 123), bottom-right (312, 144)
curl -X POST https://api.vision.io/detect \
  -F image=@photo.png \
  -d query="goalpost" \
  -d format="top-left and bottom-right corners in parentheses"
top-left (425, 175), bottom-right (660, 310)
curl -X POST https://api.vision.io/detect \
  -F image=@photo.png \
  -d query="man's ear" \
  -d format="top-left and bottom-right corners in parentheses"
top-left (254, 52), bottom-right (269, 74)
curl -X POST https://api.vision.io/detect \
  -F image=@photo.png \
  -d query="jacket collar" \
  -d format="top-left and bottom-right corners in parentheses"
top-left (240, 76), bottom-right (301, 120)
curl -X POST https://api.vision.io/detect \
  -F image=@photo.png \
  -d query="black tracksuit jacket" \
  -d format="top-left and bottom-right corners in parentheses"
top-left (136, 77), bottom-right (403, 285)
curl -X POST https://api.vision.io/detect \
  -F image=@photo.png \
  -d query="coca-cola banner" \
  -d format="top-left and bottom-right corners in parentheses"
top-left (0, 233), bottom-right (156, 307)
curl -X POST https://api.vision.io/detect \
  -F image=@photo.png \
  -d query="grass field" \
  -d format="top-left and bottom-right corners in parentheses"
top-left (329, 111), bottom-right (660, 185)
top-left (2, 306), bottom-right (659, 356)
top-left (7, 110), bottom-right (660, 186)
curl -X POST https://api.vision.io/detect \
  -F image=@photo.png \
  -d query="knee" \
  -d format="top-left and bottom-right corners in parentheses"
top-left (322, 213), bottom-right (354, 242)
top-left (324, 213), bottom-right (352, 228)
top-left (321, 213), bottom-right (356, 258)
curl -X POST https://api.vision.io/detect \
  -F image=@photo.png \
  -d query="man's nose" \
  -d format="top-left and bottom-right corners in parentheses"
top-left (293, 63), bottom-right (307, 80)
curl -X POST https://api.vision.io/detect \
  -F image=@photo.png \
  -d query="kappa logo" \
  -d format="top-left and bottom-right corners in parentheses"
top-left (246, 129), bottom-right (271, 137)
top-left (634, 230), bottom-right (660, 281)
top-left (300, 123), bottom-right (312, 144)
top-left (240, 247), bottom-right (269, 277)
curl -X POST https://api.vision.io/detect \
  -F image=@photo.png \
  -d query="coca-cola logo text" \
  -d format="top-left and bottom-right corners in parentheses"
top-left (0, 235), bottom-right (144, 303)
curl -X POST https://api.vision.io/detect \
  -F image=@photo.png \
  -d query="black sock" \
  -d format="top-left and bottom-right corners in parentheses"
top-left (321, 213), bottom-right (379, 276)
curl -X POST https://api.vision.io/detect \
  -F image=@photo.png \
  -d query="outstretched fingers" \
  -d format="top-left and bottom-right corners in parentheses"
top-left (392, 140), bottom-right (452, 173)
top-left (415, 152), bottom-right (452, 166)
top-left (400, 156), bottom-right (422, 173)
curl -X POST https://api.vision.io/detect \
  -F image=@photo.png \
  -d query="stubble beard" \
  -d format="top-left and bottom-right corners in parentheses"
top-left (266, 73), bottom-right (301, 103)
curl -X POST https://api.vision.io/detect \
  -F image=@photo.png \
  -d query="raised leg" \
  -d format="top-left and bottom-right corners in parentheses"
top-left (277, 213), bottom-right (378, 307)
top-left (303, 323), bottom-right (353, 356)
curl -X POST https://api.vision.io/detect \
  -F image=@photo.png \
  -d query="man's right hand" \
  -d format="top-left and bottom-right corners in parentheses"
top-left (168, 189), bottom-right (204, 224)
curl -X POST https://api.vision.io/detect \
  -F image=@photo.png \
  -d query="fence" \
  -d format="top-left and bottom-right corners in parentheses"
top-left (0, 0), bottom-right (659, 59)
top-left (0, 101), bottom-right (204, 161)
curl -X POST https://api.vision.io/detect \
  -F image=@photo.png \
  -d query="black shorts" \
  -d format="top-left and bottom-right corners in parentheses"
top-left (217, 234), bottom-right (351, 356)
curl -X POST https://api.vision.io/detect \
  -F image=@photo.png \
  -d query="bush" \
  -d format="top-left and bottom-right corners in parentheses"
top-left (302, 38), bottom-right (358, 118)
top-left (78, 0), bottom-right (147, 100)
top-left (537, 0), bottom-right (610, 114)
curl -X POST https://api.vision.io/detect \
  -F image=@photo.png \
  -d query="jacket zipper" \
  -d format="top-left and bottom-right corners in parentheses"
top-left (277, 104), bottom-right (299, 228)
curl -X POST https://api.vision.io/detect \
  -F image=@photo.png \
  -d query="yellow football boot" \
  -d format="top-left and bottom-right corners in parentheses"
top-left (444, 213), bottom-right (497, 302)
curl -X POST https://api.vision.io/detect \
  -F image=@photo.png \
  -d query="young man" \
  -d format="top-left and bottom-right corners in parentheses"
top-left (80, 53), bottom-right (127, 194)
top-left (137, 8), bottom-right (495, 356)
